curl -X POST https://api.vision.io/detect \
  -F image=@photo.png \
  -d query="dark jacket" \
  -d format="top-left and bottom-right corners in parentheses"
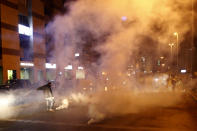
top-left (37, 82), bottom-right (53, 98)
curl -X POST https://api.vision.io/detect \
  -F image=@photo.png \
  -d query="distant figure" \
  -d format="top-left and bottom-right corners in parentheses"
top-left (171, 75), bottom-right (177, 91)
top-left (37, 82), bottom-right (54, 111)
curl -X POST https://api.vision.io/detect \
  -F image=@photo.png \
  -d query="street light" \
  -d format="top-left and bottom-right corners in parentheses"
top-left (169, 43), bottom-right (174, 72)
top-left (160, 56), bottom-right (164, 59)
top-left (102, 71), bottom-right (107, 76)
top-left (121, 16), bottom-right (127, 21)
top-left (169, 43), bottom-right (174, 60)
top-left (75, 53), bottom-right (80, 57)
top-left (191, 0), bottom-right (194, 77)
top-left (173, 32), bottom-right (179, 69)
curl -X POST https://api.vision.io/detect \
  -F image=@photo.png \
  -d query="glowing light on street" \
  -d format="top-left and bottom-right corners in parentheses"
top-left (154, 78), bottom-right (159, 82)
top-left (56, 98), bottom-right (69, 110)
top-left (102, 72), bottom-right (107, 75)
top-left (127, 73), bottom-right (131, 76)
top-left (104, 86), bottom-right (108, 91)
top-left (75, 53), bottom-right (80, 57)
top-left (174, 32), bottom-right (178, 36)
top-left (181, 69), bottom-right (187, 73)
top-left (168, 43), bottom-right (174, 47)
top-left (160, 56), bottom-right (164, 59)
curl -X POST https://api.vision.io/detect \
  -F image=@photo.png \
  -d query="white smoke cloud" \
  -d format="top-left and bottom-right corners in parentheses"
top-left (47, 0), bottom-right (193, 78)
top-left (45, 0), bottom-right (194, 123)
top-left (0, 89), bottom-right (44, 119)
top-left (0, 94), bottom-right (15, 119)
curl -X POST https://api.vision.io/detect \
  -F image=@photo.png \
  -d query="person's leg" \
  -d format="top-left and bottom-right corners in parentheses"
top-left (49, 98), bottom-right (54, 111)
top-left (46, 99), bottom-right (49, 111)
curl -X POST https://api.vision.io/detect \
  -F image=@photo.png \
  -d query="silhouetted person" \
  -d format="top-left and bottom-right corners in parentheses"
top-left (37, 82), bottom-right (54, 111)
top-left (170, 75), bottom-right (177, 91)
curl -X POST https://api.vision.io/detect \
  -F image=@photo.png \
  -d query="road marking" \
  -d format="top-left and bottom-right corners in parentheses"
top-left (1, 118), bottom-right (159, 130)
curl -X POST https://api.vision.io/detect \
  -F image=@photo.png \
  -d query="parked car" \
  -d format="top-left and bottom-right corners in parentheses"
top-left (0, 85), bottom-right (9, 93)
top-left (3, 79), bottom-right (32, 90)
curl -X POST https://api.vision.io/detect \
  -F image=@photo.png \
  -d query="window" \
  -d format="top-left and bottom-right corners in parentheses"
top-left (20, 68), bottom-right (34, 83)
top-left (7, 70), bottom-right (16, 80)
top-left (18, 24), bottom-right (31, 36)
top-left (38, 70), bottom-right (44, 81)
top-left (18, 15), bottom-right (31, 36)
top-left (18, 15), bottom-right (32, 61)
top-left (19, 14), bottom-right (29, 26)
top-left (19, 34), bottom-right (32, 61)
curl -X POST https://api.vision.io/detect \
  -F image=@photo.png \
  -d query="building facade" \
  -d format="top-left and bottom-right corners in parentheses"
top-left (0, 0), bottom-right (46, 84)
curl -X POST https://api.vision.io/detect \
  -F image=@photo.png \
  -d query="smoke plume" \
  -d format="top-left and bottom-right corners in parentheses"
top-left (46, 0), bottom-right (194, 123)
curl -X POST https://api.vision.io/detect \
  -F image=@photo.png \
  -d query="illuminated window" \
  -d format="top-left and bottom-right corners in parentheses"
top-left (64, 65), bottom-right (72, 70)
top-left (18, 24), bottom-right (31, 36)
top-left (76, 70), bottom-right (85, 79)
top-left (20, 62), bottom-right (34, 67)
top-left (38, 70), bottom-right (44, 81)
top-left (46, 63), bottom-right (56, 69)
top-left (75, 53), bottom-right (80, 57)
top-left (78, 66), bottom-right (84, 70)
top-left (181, 69), bottom-right (187, 73)
top-left (20, 68), bottom-right (30, 79)
top-left (7, 70), bottom-right (16, 80)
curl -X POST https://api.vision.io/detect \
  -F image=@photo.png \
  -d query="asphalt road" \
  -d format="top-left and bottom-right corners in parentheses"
top-left (1, 93), bottom-right (197, 131)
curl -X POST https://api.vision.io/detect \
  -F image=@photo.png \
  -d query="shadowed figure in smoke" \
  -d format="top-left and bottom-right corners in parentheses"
top-left (37, 82), bottom-right (55, 111)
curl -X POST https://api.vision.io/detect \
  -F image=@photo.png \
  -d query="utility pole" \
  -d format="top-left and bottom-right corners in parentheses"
top-left (191, 0), bottom-right (194, 77)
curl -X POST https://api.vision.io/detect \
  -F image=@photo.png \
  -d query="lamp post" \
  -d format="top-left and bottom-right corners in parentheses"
top-left (169, 43), bottom-right (174, 62)
top-left (191, 0), bottom-right (194, 77)
top-left (173, 32), bottom-right (179, 71)
top-left (169, 43), bottom-right (174, 58)
top-left (169, 43), bottom-right (174, 72)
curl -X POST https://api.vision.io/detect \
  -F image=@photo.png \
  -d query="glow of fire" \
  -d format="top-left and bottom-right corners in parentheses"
top-left (56, 98), bottom-right (69, 110)
top-left (102, 72), bottom-right (107, 75)
top-left (104, 86), bottom-right (108, 91)
top-left (70, 93), bottom-right (89, 103)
